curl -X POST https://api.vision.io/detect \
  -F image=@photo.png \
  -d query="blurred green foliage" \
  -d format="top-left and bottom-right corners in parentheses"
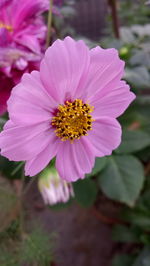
top-left (118, 0), bottom-right (150, 26)
top-left (0, 224), bottom-right (55, 266)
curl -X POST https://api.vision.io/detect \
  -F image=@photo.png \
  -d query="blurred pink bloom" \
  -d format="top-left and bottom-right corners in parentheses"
top-left (38, 168), bottom-right (74, 205)
top-left (0, 0), bottom-right (12, 9)
top-left (0, 48), bottom-right (41, 114)
top-left (0, 37), bottom-right (136, 181)
top-left (0, 0), bottom-right (48, 53)
top-left (0, 0), bottom-right (48, 114)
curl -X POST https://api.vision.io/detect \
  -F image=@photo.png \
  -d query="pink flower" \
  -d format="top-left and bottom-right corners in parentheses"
top-left (38, 167), bottom-right (74, 205)
top-left (0, 47), bottom-right (41, 115)
top-left (0, 0), bottom-right (49, 114)
top-left (0, 0), bottom-right (48, 53)
top-left (0, 37), bottom-right (136, 181)
top-left (0, 0), bottom-right (12, 9)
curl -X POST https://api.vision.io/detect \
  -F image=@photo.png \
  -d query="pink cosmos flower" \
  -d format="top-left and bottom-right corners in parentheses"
top-left (0, 0), bottom-right (48, 114)
top-left (0, 0), bottom-right (48, 53)
top-left (0, 47), bottom-right (41, 115)
top-left (0, 37), bottom-right (136, 181)
top-left (38, 168), bottom-right (74, 205)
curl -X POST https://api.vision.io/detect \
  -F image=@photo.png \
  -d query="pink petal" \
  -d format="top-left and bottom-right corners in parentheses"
top-left (25, 133), bottom-right (60, 176)
top-left (92, 81), bottom-right (136, 118)
top-left (56, 137), bottom-right (95, 182)
top-left (40, 36), bottom-right (90, 103)
top-left (85, 46), bottom-right (125, 101)
top-left (12, 0), bottom-right (49, 28)
top-left (0, 28), bottom-right (9, 46)
top-left (8, 71), bottom-right (57, 125)
top-left (14, 34), bottom-right (41, 54)
top-left (0, 0), bottom-right (12, 9)
top-left (3, 120), bottom-right (14, 130)
top-left (87, 117), bottom-right (121, 157)
top-left (0, 122), bottom-right (52, 161)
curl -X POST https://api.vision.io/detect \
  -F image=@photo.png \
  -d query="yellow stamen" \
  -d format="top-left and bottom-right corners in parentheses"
top-left (0, 22), bottom-right (13, 32)
top-left (52, 99), bottom-right (94, 142)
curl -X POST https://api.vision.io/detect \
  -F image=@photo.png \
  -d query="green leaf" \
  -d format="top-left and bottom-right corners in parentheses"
top-left (112, 225), bottom-right (141, 243)
top-left (20, 227), bottom-right (54, 265)
top-left (99, 155), bottom-right (145, 206)
top-left (120, 27), bottom-right (135, 44)
top-left (122, 202), bottom-right (150, 230)
top-left (130, 51), bottom-right (150, 68)
top-left (0, 177), bottom-right (19, 232)
top-left (73, 178), bottom-right (98, 207)
top-left (131, 25), bottom-right (145, 37)
top-left (112, 254), bottom-right (134, 266)
top-left (0, 118), bottom-right (7, 131)
top-left (124, 66), bottom-right (150, 88)
top-left (122, 210), bottom-right (150, 229)
top-left (116, 130), bottom-right (150, 154)
top-left (87, 157), bottom-right (107, 177)
top-left (0, 249), bottom-right (19, 266)
top-left (0, 156), bottom-right (23, 180)
top-left (133, 247), bottom-right (150, 266)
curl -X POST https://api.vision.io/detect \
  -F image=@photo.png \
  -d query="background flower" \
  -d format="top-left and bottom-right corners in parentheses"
top-left (0, 0), bottom-right (49, 114)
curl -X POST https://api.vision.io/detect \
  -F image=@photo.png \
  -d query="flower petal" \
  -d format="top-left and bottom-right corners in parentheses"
top-left (40, 36), bottom-right (90, 103)
top-left (0, 0), bottom-right (12, 9)
top-left (8, 71), bottom-right (57, 125)
top-left (92, 81), bottom-right (136, 118)
top-left (85, 46), bottom-right (125, 101)
top-left (0, 28), bottom-right (9, 46)
top-left (14, 34), bottom-right (41, 54)
top-left (25, 133), bottom-right (59, 176)
top-left (56, 137), bottom-right (95, 182)
top-left (0, 122), bottom-right (52, 161)
top-left (12, 0), bottom-right (49, 27)
top-left (87, 117), bottom-right (121, 157)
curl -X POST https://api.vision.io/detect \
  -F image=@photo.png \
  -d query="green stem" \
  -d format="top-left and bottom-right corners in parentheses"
top-left (46, 0), bottom-right (53, 48)
top-left (11, 162), bottom-right (24, 176)
top-left (19, 171), bottom-right (37, 239)
top-left (108, 0), bottom-right (120, 38)
top-left (23, 175), bottom-right (37, 196)
top-left (19, 169), bottom-right (25, 237)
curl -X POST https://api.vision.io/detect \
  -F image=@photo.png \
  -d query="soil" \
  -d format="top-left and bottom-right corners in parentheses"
top-left (25, 182), bottom-right (122, 266)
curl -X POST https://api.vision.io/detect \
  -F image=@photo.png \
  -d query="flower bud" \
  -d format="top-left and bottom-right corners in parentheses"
top-left (38, 168), bottom-right (74, 205)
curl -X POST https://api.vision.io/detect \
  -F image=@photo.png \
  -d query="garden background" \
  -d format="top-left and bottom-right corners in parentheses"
top-left (0, 0), bottom-right (150, 265)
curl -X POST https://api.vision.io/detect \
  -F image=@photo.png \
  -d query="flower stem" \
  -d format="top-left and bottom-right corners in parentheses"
top-left (19, 169), bottom-right (25, 237)
top-left (11, 161), bottom-right (24, 176)
top-left (108, 0), bottom-right (120, 39)
top-left (19, 172), bottom-right (37, 238)
top-left (46, 0), bottom-right (53, 48)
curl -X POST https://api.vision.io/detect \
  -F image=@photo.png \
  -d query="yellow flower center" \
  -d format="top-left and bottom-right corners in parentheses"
top-left (52, 99), bottom-right (94, 142)
top-left (0, 22), bottom-right (13, 32)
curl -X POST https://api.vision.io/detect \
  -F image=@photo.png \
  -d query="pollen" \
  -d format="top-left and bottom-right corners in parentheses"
top-left (52, 99), bottom-right (94, 142)
top-left (0, 22), bottom-right (13, 32)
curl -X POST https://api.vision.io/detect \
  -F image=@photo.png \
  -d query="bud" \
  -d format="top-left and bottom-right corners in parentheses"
top-left (38, 168), bottom-right (74, 205)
